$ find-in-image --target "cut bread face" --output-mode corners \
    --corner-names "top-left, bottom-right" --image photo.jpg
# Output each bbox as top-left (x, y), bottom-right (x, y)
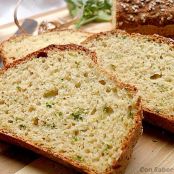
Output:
top-left (0, 29), bottom-right (91, 65)
top-left (83, 30), bottom-right (174, 133)
top-left (0, 44), bottom-right (142, 174)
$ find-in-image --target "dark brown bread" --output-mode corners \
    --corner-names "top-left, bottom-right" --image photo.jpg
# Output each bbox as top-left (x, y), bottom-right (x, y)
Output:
top-left (112, 0), bottom-right (174, 36)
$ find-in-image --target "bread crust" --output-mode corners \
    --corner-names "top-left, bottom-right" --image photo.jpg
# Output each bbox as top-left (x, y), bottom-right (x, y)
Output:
top-left (0, 29), bottom-right (92, 66)
top-left (0, 44), bottom-right (142, 174)
top-left (112, 0), bottom-right (174, 36)
top-left (82, 29), bottom-right (174, 133)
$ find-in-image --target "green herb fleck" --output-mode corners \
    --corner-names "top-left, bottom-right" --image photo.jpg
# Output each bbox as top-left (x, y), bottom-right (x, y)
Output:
top-left (104, 144), bottom-right (111, 152)
top-left (19, 124), bottom-right (26, 130)
top-left (58, 112), bottom-right (63, 116)
top-left (128, 106), bottom-right (134, 118)
top-left (46, 102), bottom-right (54, 108)
top-left (75, 155), bottom-right (84, 162)
top-left (70, 108), bottom-right (85, 121)
top-left (16, 86), bottom-right (22, 91)
top-left (15, 117), bottom-right (24, 122)
top-left (72, 136), bottom-right (79, 142)
top-left (45, 123), bottom-right (56, 129)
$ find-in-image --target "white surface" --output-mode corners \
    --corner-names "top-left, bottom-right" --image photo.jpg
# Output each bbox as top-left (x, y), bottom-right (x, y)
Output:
top-left (0, 0), bottom-right (66, 26)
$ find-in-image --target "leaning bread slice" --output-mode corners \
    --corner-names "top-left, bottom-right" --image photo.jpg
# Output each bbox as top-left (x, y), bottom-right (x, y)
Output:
top-left (0, 29), bottom-right (91, 65)
top-left (83, 30), bottom-right (174, 133)
top-left (0, 44), bottom-right (142, 174)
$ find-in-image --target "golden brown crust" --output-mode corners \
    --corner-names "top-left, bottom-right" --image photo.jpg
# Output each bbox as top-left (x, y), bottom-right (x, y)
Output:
top-left (0, 44), bottom-right (142, 174)
top-left (0, 29), bottom-right (92, 66)
top-left (82, 29), bottom-right (174, 46)
top-left (143, 108), bottom-right (174, 133)
top-left (82, 29), bottom-right (174, 133)
top-left (111, 97), bottom-right (142, 174)
top-left (112, 0), bottom-right (174, 36)
top-left (121, 24), bottom-right (174, 37)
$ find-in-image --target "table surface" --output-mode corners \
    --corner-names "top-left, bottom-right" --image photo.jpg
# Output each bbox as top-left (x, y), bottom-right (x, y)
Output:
top-left (0, 7), bottom-right (174, 174)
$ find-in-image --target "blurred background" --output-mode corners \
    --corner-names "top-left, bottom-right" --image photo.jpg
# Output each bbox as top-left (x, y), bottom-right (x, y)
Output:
top-left (0, 0), bottom-right (66, 26)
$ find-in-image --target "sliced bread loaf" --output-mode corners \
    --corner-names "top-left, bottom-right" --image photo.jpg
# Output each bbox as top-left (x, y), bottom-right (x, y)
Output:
top-left (0, 44), bottom-right (142, 174)
top-left (0, 29), bottom-right (91, 65)
top-left (112, 0), bottom-right (174, 36)
top-left (83, 30), bottom-right (174, 133)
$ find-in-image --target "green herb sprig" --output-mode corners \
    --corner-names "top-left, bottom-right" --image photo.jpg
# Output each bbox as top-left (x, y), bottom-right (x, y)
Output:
top-left (66, 0), bottom-right (112, 28)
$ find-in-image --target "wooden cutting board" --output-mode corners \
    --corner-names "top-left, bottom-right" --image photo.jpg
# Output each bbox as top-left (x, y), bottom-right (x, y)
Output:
top-left (0, 7), bottom-right (174, 174)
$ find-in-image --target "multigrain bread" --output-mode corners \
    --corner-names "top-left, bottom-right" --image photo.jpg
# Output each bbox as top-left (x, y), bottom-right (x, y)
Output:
top-left (0, 44), bottom-right (142, 174)
top-left (83, 30), bottom-right (174, 133)
top-left (0, 29), bottom-right (91, 65)
top-left (112, 0), bottom-right (174, 36)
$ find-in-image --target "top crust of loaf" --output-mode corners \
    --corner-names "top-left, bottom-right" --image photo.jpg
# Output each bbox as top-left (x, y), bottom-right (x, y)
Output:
top-left (82, 29), bottom-right (174, 132)
top-left (113, 0), bottom-right (174, 36)
top-left (0, 44), bottom-right (142, 174)
top-left (82, 29), bottom-right (174, 48)
top-left (0, 29), bottom-right (91, 66)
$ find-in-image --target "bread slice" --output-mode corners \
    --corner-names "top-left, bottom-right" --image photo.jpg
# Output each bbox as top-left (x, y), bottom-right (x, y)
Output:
top-left (0, 44), bottom-right (142, 174)
top-left (83, 30), bottom-right (174, 133)
top-left (112, 0), bottom-right (174, 36)
top-left (0, 29), bottom-right (91, 65)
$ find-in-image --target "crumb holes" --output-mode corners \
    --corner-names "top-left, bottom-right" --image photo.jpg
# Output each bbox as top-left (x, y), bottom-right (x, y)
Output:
top-left (88, 63), bottom-right (93, 68)
top-left (85, 149), bottom-right (90, 153)
top-left (104, 106), bottom-right (114, 114)
top-left (102, 42), bottom-right (107, 47)
top-left (91, 107), bottom-right (97, 115)
top-left (75, 82), bottom-right (81, 88)
top-left (84, 72), bottom-right (88, 77)
top-left (11, 57), bottom-right (16, 60)
top-left (32, 117), bottom-right (39, 125)
top-left (166, 78), bottom-right (172, 82)
top-left (65, 74), bottom-right (71, 81)
top-left (0, 100), bottom-right (5, 105)
top-left (74, 130), bottom-right (79, 136)
top-left (29, 71), bottom-right (34, 75)
top-left (99, 80), bottom-right (106, 85)
top-left (150, 73), bottom-right (162, 80)
top-left (43, 88), bottom-right (58, 98)
top-left (28, 106), bottom-right (36, 112)
top-left (37, 52), bottom-right (48, 58)
top-left (112, 87), bottom-right (117, 93)
top-left (28, 82), bottom-right (32, 87)
top-left (8, 120), bottom-right (13, 123)
top-left (110, 64), bottom-right (116, 71)
top-left (106, 87), bottom-right (111, 93)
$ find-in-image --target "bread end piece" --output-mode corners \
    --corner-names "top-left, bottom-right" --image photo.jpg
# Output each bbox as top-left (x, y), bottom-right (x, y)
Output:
top-left (0, 29), bottom-right (92, 66)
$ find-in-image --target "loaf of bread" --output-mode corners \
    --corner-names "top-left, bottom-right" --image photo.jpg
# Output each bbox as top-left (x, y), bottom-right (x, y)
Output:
top-left (0, 29), bottom-right (91, 65)
top-left (83, 30), bottom-right (174, 133)
top-left (112, 0), bottom-right (174, 36)
top-left (0, 44), bottom-right (142, 174)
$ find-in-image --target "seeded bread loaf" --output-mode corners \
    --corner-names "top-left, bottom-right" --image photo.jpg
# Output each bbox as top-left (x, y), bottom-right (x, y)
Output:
top-left (112, 0), bottom-right (174, 36)
top-left (0, 44), bottom-right (142, 174)
top-left (0, 29), bottom-right (91, 65)
top-left (83, 30), bottom-right (174, 133)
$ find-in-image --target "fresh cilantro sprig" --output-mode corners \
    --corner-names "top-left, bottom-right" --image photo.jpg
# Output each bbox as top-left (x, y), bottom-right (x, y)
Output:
top-left (66, 0), bottom-right (112, 28)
